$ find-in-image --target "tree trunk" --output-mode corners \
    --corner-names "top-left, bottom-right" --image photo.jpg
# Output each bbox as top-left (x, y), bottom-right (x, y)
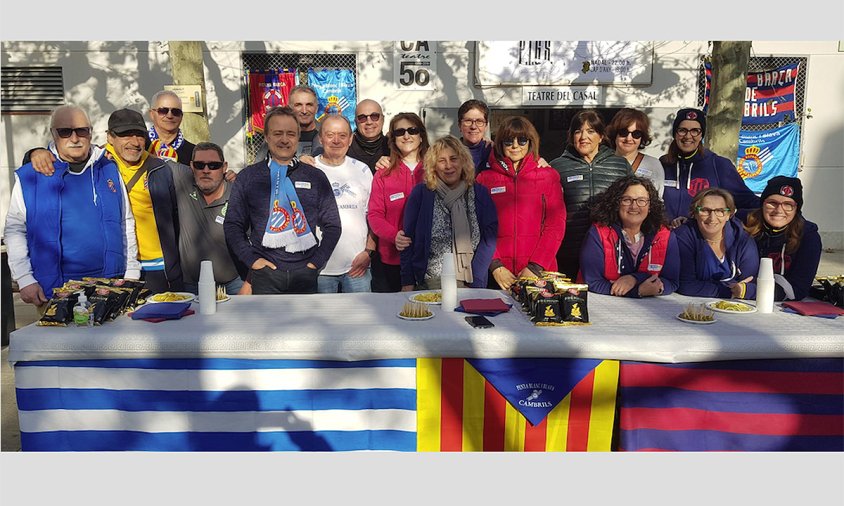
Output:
top-left (168, 41), bottom-right (210, 143)
top-left (706, 41), bottom-right (752, 162)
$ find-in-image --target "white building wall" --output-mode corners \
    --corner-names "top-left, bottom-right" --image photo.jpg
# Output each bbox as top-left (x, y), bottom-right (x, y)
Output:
top-left (2, 40), bottom-right (842, 246)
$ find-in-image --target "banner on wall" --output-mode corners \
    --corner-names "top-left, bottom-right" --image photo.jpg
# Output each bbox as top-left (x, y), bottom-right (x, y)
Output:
top-left (308, 68), bottom-right (356, 126)
top-left (703, 62), bottom-right (800, 125)
top-left (736, 123), bottom-right (800, 193)
top-left (247, 69), bottom-right (296, 135)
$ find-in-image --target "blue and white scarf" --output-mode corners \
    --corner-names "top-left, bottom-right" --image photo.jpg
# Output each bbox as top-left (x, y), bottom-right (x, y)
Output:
top-left (262, 159), bottom-right (317, 252)
top-left (148, 127), bottom-right (184, 162)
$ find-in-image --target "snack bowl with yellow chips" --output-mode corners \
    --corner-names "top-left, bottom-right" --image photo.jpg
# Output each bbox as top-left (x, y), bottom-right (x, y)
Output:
top-left (147, 292), bottom-right (196, 303)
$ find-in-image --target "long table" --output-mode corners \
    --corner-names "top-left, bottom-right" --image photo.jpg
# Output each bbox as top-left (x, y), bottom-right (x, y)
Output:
top-left (9, 289), bottom-right (844, 451)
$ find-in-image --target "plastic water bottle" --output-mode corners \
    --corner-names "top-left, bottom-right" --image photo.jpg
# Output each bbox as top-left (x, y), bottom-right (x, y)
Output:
top-left (756, 257), bottom-right (775, 314)
top-left (73, 293), bottom-right (93, 327)
top-left (441, 250), bottom-right (457, 312)
top-left (198, 260), bottom-right (217, 315)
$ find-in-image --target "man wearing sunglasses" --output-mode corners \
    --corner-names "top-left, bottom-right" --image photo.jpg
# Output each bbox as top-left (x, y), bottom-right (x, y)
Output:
top-left (5, 105), bottom-right (140, 306)
top-left (347, 99), bottom-right (390, 173)
top-left (146, 90), bottom-right (196, 164)
top-left (173, 142), bottom-right (245, 296)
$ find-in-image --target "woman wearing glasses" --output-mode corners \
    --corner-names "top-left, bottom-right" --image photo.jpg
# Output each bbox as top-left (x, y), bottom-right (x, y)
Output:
top-left (549, 110), bottom-right (631, 280)
top-left (457, 100), bottom-right (492, 173)
top-left (675, 187), bottom-right (760, 299)
top-left (744, 176), bottom-right (822, 301)
top-left (400, 136), bottom-right (498, 291)
top-left (476, 116), bottom-right (566, 290)
top-left (579, 175), bottom-right (678, 297)
top-left (607, 108), bottom-right (664, 197)
top-left (367, 112), bottom-right (430, 292)
top-left (660, 108), bottom-right (759, 227)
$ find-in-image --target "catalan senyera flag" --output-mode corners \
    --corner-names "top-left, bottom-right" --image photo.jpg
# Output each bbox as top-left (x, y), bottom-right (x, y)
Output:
top-left (618, 359), bottom-right (844, 451)
top-left (417, 358), bottom-right (619, 451)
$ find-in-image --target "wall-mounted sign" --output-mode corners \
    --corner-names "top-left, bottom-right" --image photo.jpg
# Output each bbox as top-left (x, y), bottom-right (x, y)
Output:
top-left (164, 84), bottom-right (203, 113)
top-left (477, 41), bottom-right (653, 86)
top-left (522, 86), bottom-right (602, 106)
top-left (394, 41), bottom-right (437, 91)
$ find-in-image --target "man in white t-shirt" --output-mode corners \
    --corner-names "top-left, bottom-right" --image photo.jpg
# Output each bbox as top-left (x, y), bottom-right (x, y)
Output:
top-left (313, 114), bottom-right (376, 293)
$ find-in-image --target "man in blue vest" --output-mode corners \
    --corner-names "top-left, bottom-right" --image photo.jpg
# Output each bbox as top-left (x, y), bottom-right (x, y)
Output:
top-left (4, 105), bottom-right (140, 305)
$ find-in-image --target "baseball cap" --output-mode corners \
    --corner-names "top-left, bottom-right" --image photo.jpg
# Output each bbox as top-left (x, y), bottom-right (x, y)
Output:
top-left (108, 108), bottom-right (147, 134)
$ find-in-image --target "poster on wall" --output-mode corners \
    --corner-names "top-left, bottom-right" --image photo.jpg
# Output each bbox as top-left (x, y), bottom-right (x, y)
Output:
top-left (308, 68), bottom-right (356, 126)
top-left (247, 69), bottom-right (296, 135)
top-left (394, 41), bottom-right (437, 91)
top-left (736, 123), bottom-right (800, 193)
top-left (477, 41), bottom-right (653, 86)
top-left (703, 61), bottom-right (800, 125)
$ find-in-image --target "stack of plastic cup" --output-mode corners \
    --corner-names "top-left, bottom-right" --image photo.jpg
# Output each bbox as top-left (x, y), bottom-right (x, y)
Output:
top-left (756, 257), bottom-right (775, 314)
top-left (198, 260), bottom-right (216, 315)
top-left (441, 250), bottom-right (457, 312)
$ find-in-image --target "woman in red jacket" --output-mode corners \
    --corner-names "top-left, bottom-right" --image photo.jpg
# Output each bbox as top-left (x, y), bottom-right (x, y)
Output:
top-left (367, 112), bottom-right (429, 292)
top-left (477, 116), bottom-right (566, 290)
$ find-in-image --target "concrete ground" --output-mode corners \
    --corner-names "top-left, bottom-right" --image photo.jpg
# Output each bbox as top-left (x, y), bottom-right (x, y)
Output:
top-left (2, 248), bottom-right (843, 452)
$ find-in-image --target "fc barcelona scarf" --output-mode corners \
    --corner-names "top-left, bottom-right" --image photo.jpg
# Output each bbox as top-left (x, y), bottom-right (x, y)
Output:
top-left (262, 159), bottom-right (317, 252)
top-left (148, 127), bottom-right (184, 162)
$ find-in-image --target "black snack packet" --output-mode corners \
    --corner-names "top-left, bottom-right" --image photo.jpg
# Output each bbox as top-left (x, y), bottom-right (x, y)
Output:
top-left (560, 286), bottom-right (589, 323)
top-left (36, 290), bottom-right (80, 327)
top-left (110, 279), bottom-right (146, 309)
top-left (531, 290), bottom-right (561, 324)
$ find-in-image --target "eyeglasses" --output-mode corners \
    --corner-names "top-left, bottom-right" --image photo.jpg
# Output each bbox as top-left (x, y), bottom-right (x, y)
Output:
top-left (695, 206), bottom-right (731, 217)
top-left (460, 118), bottom-right (487, 127)
top-left (356, 112), bottom-right (381, 123)
top-left (619, 197), bottom-right (650, 207)
top-left (392, 127), bottom-right (421, 137)
top-left (154, 107), bottom-right (183, 117)
top-left (763, 200), bottom-right (796, 212)
top-left (677, 127), bottom-right (702, 137)
top-left (618, 130), bottom-right (644, 140)
top-left (503, 137), bottom-right (529, 147)
top-left (191, 161), bottom-right (225, 170)
top-left (53, 127), bottom-right (92, 139)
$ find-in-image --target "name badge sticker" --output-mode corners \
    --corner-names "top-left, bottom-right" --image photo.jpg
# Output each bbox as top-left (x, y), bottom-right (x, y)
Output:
top-left (295, 181), bottom-right (311, 189)
top-left (567, 175), bottom-right (584, 183)
top-left (647, 264), bottom-right (662, 272)
top-left (389, 192), bottom-right (405, 202)
top-left (664, 180), bottom-right (677, 187)
top-left (490, 186), bottom-right (506, 195)
top-left (215, 215), bottom-right (225, 225)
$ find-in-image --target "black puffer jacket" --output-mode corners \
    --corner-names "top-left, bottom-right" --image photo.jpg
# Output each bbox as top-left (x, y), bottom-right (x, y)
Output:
top-left (549, 144), bottom-right (631, 277)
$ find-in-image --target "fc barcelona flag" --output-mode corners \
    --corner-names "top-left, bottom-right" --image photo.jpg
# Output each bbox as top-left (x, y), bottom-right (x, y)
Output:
top-left (417, 358), bottom-right (619, 451)
top-left (619, 359), bottom-right (844, 451)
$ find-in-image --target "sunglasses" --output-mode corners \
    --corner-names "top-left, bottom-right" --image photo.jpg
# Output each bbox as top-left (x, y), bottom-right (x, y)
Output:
top-left (53, 127), bottom-right (92, 139)
top-left (393, 127), bottom-right (421, 137)
top-left (618, 130), bottom-right (644, 140)
top-left (503, 137), bottom-right (529, 147)
top-left (154, 107), bottom-right (183, 117)
top-left (191, 161), bottom-right (225, 170)
top-left (356, 112), bottom-right (382, 123)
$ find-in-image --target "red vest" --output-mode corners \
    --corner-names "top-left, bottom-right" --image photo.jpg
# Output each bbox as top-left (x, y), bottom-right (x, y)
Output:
top-left (595, 224), bottom-right (671, 281)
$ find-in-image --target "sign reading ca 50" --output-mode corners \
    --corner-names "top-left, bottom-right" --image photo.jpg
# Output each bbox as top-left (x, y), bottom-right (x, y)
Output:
top-left (394, 41), bottom-right (437, 91)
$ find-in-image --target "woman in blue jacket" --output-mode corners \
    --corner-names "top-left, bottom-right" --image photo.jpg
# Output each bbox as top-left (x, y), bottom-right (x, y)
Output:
top-left (744, 176), bottom-right (822, 301)
top-left (400, 135), bottom-right (498, 291)
top-left (675, 187), bottom-right (760, 299)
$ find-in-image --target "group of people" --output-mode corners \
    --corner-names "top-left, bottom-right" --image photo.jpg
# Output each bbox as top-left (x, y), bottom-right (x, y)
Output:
top-left (5, 89), bottom-right (823, 310)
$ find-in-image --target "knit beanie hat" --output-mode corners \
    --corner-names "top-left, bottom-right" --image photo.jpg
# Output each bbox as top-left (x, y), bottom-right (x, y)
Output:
top-left (761, 175), bottom-right (803, 213)
top-left (672, 108), bottom-right (706, 137)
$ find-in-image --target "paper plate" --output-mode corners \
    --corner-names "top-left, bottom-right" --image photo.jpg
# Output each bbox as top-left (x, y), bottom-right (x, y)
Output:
top-left (147, 292), bottom-right (195, 304)
top-left (706, 300), bottom-right (757, 314)
top-left (216, 295), bottom-right (231, 303)
top-left (409, 292), bottom-right (442, 305)
top-left (676, 314), bottom-right (716, 325)
top-left (397, 312), bottom-right (434, 321)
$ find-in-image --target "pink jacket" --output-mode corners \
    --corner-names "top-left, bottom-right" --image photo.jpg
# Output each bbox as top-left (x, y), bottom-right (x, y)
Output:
top-left (367, 161), bottom-right (425, 265)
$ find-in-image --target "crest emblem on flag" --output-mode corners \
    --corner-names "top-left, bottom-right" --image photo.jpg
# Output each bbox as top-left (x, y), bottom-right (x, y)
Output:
top-left (737, 145), bottom-right (764, 179)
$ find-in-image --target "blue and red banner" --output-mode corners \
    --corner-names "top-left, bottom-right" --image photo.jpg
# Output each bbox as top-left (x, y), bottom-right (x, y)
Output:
top-left (618, 358), bottom-right (844, 451)
top-left (247, 69), bottom-right (297, 136)
top-left (736, 123), bottom-right (800, 193)
top-left (703, 62), bottom-right (800, 126)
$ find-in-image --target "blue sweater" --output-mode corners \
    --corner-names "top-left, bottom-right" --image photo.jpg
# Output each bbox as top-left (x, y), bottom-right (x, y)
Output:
top-left (675, 217), bottom-right (760, 299)
top-left (400, 183), bottom-right (498, 288)
top-left (224, 159), bottom-right (341, 271)
top-left (579, 223), bottom-right (680, 297)
top-left (661, 149), bottom-right (760, 222)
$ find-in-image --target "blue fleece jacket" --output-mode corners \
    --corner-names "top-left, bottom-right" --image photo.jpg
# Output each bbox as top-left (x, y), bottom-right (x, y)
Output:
top-left (675, 217), bottom-right (760, 299)
top-left (754, 218), bottom-right (822, 301)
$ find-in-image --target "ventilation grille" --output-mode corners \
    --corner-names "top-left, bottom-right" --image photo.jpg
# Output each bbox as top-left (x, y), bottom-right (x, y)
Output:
top-left (1, 66), bottom-right (65, 113)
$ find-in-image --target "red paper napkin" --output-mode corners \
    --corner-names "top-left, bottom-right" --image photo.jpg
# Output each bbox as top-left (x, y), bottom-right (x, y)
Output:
top-left (781, 301), bottom-right (844, 317)
top-left (458, 298), bottom-right (512, 316)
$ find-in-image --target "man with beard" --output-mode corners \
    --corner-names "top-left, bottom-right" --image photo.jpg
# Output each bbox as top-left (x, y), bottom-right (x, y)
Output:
top-left (347, 99), bottom-right (390, 173)
top-left (174, 142), bottom-right (245, 295)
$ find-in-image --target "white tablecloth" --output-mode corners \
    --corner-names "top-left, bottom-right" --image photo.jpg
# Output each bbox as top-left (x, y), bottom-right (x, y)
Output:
top-left (9, 289), bottom-right (844, 363)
